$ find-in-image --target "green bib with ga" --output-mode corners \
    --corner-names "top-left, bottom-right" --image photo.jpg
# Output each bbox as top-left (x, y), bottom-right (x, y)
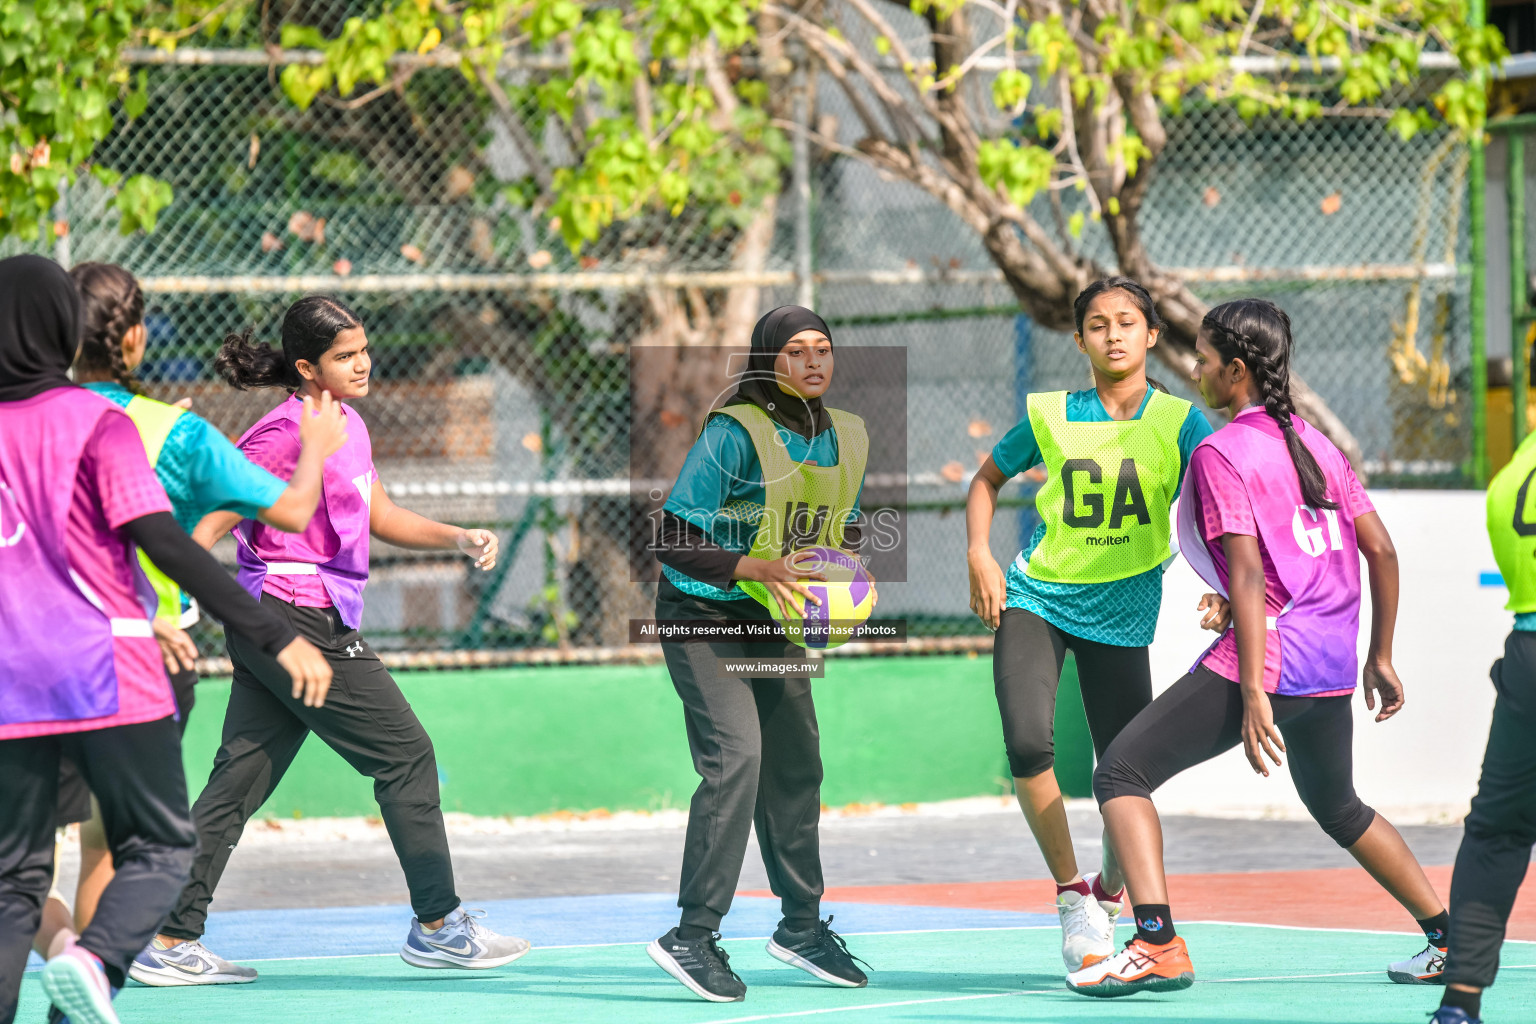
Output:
top-left (123, 394), bottom-right (200, 627)
top-left (1025, 389), bottom-right (1190, 584)
top-left (707, 404), bottom-right (868, 599)
top-left (1487, 430), bottom-right (1536, 613)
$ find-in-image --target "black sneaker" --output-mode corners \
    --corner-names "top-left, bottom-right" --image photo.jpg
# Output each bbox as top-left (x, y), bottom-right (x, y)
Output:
top-left (647, 928), bottom-right (747, 1003)
top-left (766, 916), bottom-right (869, 988)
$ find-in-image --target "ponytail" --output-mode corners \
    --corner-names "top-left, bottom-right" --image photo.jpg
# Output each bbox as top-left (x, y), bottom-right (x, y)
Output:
top-left (215, 328), bottom-right (298, 390)
top-left (1201, 299), bottom-right (1338, 511)
top-left (213, 295), bottom-right (363, 391)
top-left (69, 262), bottom-right (145, 394)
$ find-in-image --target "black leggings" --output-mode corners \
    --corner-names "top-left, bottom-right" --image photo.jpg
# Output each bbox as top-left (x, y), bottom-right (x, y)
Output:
top-left (994, 607), bottom-right (1154, 779)
top-left (1093, 665), bottom-right (1375, 848)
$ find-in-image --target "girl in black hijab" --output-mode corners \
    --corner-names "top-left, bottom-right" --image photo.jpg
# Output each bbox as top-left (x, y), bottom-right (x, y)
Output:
top-left (647, 305), bottom-right (870, 1002)
top-left (0, 253), bottom-right (82, 402)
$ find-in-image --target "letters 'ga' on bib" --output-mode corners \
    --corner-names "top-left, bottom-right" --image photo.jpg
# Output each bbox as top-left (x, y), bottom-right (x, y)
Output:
top-left (123, 394), bottom-right (197, 625)
top-left (1025, 389), bottom-right (1190, 584)
top-left (709, 404), bottom-right (868, 602)
top-left (1487, 430), bottom-right (1536, 613)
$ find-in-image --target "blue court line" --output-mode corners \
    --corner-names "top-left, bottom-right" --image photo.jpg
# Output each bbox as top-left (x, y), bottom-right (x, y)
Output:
top-left (28, 893), bottom-right (1055, 967)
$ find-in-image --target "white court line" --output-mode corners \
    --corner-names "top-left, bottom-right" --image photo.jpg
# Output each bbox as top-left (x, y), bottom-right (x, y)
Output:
top-left (701, 965), bottom-right (1536, 1024)
top-left (231, 919), bottom-right (1536, 964)
top-left (236, 926), bottom-right (1060, 964)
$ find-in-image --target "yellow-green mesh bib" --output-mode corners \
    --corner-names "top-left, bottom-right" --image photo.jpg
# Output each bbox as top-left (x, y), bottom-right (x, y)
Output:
top-left (1488, 430), bottom-right (1536, 613)
top-left (124, 394), bottom-right (195, 624)
top-left (1025, 389), bottom-right (1189, 584)
top-left (709, 404), bottom-right (868, 607)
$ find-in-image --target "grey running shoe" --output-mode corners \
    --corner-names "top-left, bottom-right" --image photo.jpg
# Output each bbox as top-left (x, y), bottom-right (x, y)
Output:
top-left (399, 906), bottom-right (531, 969)
top-left (647, 928), bottom-right (747, 1002)
top-left (766, 916), bottom-right (869, 987)
top-left (127, 939), bottom-right (258, 987)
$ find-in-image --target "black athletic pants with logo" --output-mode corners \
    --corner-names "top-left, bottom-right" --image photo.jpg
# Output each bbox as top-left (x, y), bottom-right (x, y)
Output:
top-left (161, 596), bottom-right (460, 940)
top-left (657, 580), bottom-right (824, 932)
top-left (1444, 630), bottom-right (1536, 991)
top-left (993, 607), bottom-right (1155, 779)
top-left (0, 716), bottom-right (194, 1023)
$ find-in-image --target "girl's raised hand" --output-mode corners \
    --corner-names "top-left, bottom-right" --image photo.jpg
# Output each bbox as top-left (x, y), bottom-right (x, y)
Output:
top-left (1362, 657), bottom-right (1406, 722)
top-left (456, 529), bottom-right (499, 570)
top-left (967, 549), bottom-right (1006, 631)
top-left (1197, 593), bottom-right (1231, 632)
top-left (299, 391), bottom-right (349, 458)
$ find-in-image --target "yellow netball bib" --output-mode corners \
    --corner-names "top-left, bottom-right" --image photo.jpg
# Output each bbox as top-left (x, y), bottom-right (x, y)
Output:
top-left (1025, 389), bottom-right (1189, 584)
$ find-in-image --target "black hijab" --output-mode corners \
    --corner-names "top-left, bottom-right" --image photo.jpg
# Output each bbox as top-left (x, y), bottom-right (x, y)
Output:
top-left (724, 305), bottom-right (834, 440)
top-left (0, 254), bottom-right (81, 402)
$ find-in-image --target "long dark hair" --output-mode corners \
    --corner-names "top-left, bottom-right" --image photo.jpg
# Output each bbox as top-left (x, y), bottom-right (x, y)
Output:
top-left (215, 296), bottom-right (362, 390)
top-left (1072, 276), bottom-right (1169, 393)
top-left (1201, 298), bottom-right (1337, 510)
top-left (70, 262), bottom-right (145, 394)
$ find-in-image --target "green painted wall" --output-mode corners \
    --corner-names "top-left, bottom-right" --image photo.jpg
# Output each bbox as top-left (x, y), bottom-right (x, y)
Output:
top-left (182, 654), bottom-right (1093, 817)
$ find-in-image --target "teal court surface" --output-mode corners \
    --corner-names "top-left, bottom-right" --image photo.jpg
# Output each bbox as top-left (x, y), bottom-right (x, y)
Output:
top-left (19, 890), bottom-right (1536, 1023)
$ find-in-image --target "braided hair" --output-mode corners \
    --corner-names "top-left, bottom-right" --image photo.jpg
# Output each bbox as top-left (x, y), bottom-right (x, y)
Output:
top-left (70, 262), bottom-right (145, 394)
top-left (1201, 298), bottom-right (1337, 511)
top-left (215, 295), bottom-right (362, 390)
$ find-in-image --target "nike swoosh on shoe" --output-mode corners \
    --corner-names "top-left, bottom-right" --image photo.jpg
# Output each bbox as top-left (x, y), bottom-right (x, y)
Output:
top-left (429, 939), bottom-right (477, 956)
top-left (170, 958), bottom-right (211, 975)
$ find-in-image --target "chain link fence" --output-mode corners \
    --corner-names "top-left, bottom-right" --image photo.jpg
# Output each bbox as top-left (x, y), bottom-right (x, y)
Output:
top-left (10, 5), bottom-right (1475, 653)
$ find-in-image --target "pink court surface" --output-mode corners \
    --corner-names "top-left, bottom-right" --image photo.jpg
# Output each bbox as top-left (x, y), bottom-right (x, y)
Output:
top-left (19, 809), bottom-right (1536, 1024)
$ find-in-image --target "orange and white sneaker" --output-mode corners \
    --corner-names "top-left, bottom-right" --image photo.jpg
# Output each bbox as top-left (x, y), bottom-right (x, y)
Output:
top-left (1065, 936), bottom-right (1195, 998)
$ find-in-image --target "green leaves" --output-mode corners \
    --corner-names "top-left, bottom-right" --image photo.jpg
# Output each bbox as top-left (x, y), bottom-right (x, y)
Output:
top-left (978, 139), bottom-right (1054, 209)
top-left (111, 173), bottom-right (172, 234)
top-left (0, 0), bottom-right (190, 238)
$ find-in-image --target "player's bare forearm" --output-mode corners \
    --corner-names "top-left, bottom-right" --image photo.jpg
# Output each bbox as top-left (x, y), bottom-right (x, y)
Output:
top-left (259, 444), bottom-right (326, 533)
top-left (193, 510), bottom-right (242, 550)
top-left (368, 477), bottom-right (463, 550)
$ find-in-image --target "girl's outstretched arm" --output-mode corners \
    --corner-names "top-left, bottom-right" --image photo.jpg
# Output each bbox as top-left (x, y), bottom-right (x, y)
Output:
top-left (966, 456), bottom-right (1010, 630)
top-left (1355, 511), bottom-right (1405, 722)
top-left (369, 477), bottom-right (498, 569)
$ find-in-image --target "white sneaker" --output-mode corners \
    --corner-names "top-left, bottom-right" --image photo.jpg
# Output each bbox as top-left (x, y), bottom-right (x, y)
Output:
top-left (1388, 943), bottom-right (1447, 984)
top-left (1087, 872), bottom-right (1124, 938)
top-left (1057, 879), bottom-right (1114, 971)
top-left (399, 906), bottom-right (531, 969)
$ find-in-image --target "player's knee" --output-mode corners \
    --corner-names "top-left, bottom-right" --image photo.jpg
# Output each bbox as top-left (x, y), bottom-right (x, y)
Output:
top-left (1314, 797), bottom-right (1375, 848)
top-left (1006, 745), bottom-right (1053, 780)
top-left (1091, 754), bottom-right (1152, 805)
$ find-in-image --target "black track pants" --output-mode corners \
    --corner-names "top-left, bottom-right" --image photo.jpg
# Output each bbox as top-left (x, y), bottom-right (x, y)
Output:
top-left (1444, 631), bottom-right (1536, 991)
top-left (161, 597), bottom-right (460, 939)
top-left (0, 716), bottom-right (194, 1023)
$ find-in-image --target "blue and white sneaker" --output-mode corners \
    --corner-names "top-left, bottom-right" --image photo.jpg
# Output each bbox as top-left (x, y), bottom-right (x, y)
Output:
top-left (400, 906), bottom-right (531, 969)
top-left (1429, 1008), bottom-right (1481, 1024)
top-left (41, 941), bottom-right (119, 1024)
top-left (127, 938), bottom-right (258, 986)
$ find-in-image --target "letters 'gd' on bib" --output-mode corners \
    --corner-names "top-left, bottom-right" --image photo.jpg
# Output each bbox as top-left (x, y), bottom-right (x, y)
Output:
top-left (708, 403), bottom-right (868, 576)
top-left (1488, 430), bottom-right (1536, 614)
top-left (1025, 389), bottom-right (1190, 585)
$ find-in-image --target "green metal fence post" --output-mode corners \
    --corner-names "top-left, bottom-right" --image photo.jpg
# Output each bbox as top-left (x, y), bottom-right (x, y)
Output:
top-left (1471, 85), bottom-right (1489, 482)
top-left (1512, 133), bottom-right (1529, 448)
